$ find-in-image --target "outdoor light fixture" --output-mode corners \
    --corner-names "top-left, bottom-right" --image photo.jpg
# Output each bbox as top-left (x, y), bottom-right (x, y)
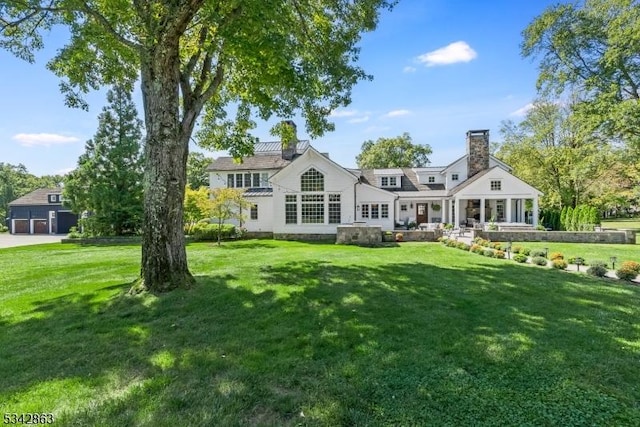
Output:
top-left (506, 240), bottom-right (512, 260)
top-left (610, 256), bottom-right (617, 270)
top-left (575, 257), bottom-right (584, 272)
top-left (544, 247), bottom-right (549, 258)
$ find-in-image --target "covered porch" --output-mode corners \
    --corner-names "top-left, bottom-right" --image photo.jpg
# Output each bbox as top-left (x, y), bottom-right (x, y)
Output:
top-left (449, 197), bottom-right (539, 228)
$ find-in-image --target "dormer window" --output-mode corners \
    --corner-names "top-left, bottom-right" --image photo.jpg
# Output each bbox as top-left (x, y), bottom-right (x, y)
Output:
top-left (380, 176), bottom-right (398, 187)
top-left (48, 194), bottom-right (61, 203)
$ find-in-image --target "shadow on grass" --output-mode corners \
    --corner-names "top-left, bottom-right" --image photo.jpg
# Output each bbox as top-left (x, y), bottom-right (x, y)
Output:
top-left (1, 259), bottom-right (639, 425)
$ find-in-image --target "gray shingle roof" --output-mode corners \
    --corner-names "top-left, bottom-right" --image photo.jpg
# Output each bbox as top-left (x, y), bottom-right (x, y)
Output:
top-left (254, 140), bottom-right (310, 154)
top-left (9, 188), bottom-right (63, 206)
top-left (358, 168), bottom-right (446, 193)
top-left (207, 155), bottom-right (293, 171)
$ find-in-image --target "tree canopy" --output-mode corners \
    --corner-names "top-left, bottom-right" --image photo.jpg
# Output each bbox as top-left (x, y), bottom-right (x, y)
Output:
top-left (186, 152), bottom-right (213, 190)
top-left (1, 0), bottom-right (394, 292)
top-left (356, 133), bottom-right (432, 169)
top-left (64, 86), bottom-right (144, 236)
top-left (522, 0), bottom-right (640, 152)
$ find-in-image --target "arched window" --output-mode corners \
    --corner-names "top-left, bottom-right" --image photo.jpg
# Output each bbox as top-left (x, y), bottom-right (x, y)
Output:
top-left (300, 168), bottom-right (324, 192)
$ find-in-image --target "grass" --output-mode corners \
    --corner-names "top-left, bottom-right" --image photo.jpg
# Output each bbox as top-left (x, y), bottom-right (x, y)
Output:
top-left (602, 217), bottom-right (640, 243)
top-left (509, 241), bottom-right (640, 265)
top-left (1, 240), bottom-right (640, 426)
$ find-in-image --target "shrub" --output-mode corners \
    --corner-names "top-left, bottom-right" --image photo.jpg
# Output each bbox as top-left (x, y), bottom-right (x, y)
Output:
top-left (587, 261), bottom-right (608, 278)
top-left (535, 224), bottom-right (546, 231)
top-left (549, 252), bottom-right (564, 261)
top-left (532, 256), bottom-right (548, 266)
top-left (191, 223), bottom-right (236, 242)
top-left (483, 249), bottom-right (495, 257)
top-left (0, 224), bottom-right (8, 233)
top-left (551, 259), bottom-right (568, 270)
top-left (491, 242), bottom-right (502, 250)
top-left (457, 242), bottom-right (470, 251)
top-left (620, 261), bottom-right (640, 274)
top-left (473, 236), bottom-right (483, 244)
top-left (494, 250), bottom-right (505, 259)
top-left (531, 250), bottom-right (547, 258)
top-left (568, 256), bottom-right (586, 265)
top-left (437, 236), bottom-right (445, 243)
top-left (447, 239), bottom-right (458, 247)
top-left (520, 248), bottom-right (531, 256)
top-left (512, 245), bottom-right (523, 254)
top-left (616, 266), bottom-right (639, 281)
top-left (395, 233), bottom-right (403, 242)
top-left (67, 226), bottom-right (83, 239)
top-left (513, 253), bottom-right (528, 263)
top-left (470, 244), bottom-right (483, 254)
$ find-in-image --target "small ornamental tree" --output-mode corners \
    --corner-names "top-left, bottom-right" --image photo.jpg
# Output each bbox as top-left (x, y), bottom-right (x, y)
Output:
top-left (209, 188), bottom-right (251, 246)
top-left (183, 187), bottom-right (211, 234)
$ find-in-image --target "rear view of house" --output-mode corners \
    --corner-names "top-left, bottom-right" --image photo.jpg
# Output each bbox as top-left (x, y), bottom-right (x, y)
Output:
top-left (8, 188), bottom-right (78, 234)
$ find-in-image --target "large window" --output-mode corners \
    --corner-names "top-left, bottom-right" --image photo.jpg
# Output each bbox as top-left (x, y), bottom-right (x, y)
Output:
top-left (285, 195), bottom-right (297, 224)
top-left (490, 180), bottom-right (501, 191)
top-left (301, 194), bottom-right (324, 223)
top-left (329, 194), bottom-right (341, 224)
top-left (301, 168), bottom-right (324, 192)
top-left (250, 204), bottom-right (258, 220)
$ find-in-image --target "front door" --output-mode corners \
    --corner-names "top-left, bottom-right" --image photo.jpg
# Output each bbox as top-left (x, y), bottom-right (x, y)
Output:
top-left (416, 203), bottom-right (427, 224)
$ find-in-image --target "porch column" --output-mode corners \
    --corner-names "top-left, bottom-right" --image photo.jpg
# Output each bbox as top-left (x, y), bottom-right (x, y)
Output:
top-left (506, 198), bottom-right (512, 223)
top-left (532, 198), bottom-right (539, 226)
top-left (441, 198), bottom-right (446, 223)
top-left (480, 198), bottom-right (486, 224)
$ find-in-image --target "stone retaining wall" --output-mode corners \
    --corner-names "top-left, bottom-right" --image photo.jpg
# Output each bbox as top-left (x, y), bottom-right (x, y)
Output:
top-left (473, 229), bottom-right (636, 244)
top-left (395, 229), bottom-right (442, 242)
top-left (274, 233), bottom-right (337, 242)
top-left (336, 225), bottom-right (381, 245)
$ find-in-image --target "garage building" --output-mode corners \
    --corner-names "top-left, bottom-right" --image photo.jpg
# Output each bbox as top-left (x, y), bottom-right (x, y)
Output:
top-left (8, 188), bottom-right (79, 234)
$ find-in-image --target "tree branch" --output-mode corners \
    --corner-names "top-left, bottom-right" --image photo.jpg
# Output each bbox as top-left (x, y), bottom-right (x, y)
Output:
top-left (80, 2), bottom-right (141, 51)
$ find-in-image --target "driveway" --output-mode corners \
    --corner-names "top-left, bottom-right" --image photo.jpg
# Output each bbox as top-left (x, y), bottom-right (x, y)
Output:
top-left (0, 234), bottom-right (63, 249)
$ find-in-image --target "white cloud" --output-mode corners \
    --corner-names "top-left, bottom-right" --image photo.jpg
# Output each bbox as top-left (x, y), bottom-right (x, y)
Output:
top-left (403, 66), bottom-right (417, 73)
top-left (384, 109), bottom-right (411, 118)
top-left (13, 133), bottom-right (80, 147)
top-left (416, 41), bottom-right (477, 67)
top-left (348, 116), bottom-right (370, 124)
top-left (510, 103), bottom-right (534, 117)
top-left (329, 109), bottom-right (358, 118)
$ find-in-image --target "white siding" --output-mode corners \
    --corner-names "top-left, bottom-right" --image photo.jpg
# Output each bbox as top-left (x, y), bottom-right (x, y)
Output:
top-left (272, 148), bottom-right (357, 234)
top-left (355, 184), bottom-right (396, 230)
top-left (243, 196), bottom-right (274, 232)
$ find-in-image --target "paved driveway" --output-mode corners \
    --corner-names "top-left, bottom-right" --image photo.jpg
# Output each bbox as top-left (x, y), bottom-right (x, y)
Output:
top-left (0, 234), bottom-right (63, 249)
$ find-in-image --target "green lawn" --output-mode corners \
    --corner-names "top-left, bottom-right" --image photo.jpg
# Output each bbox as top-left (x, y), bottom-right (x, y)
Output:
top-left (602, 217), bottom-right (640, 243)
top-left (1, 241), bottom-right (640, 426)
top-left (509, 241), bottom-right (640, 265)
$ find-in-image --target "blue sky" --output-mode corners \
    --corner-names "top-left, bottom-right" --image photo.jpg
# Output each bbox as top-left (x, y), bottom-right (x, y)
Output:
top-left (0, 0), bottom-right (555, 177)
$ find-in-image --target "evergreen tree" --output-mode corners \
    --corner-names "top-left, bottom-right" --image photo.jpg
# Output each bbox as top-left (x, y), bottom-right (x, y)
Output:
top-left (560, 206), bottom-right (567, 231)
top-left (64, 86), bottom-right (144, 236)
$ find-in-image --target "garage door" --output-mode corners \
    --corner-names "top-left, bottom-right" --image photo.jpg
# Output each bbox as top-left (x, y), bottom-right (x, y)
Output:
top-left (33, 220), bottom-right (48, 234)
top-left (13, 219), bottom-right (29, 234)
top-left (57, 212), bottom-right (78, 234)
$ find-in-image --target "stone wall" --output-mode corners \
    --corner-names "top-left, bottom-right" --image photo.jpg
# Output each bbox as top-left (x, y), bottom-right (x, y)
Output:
top-left (274, 233), bottom-right (336, 242)
top-left (474, 229), bottom-right (636, 244)
top-left (396, 229), bottom-right (442, 242)
top-left (467, 129), bottom-right (490, 178)
top-left (336, 225), bottom-right (382, 245)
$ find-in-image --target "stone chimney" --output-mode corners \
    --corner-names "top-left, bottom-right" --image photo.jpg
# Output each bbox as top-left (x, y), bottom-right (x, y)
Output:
top-left (281, 120), bottom-right (298, 160)
top-left (466, 129), bottom-right (490, 178)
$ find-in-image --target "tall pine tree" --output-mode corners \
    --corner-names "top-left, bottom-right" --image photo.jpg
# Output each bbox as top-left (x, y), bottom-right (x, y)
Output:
top-left (64, 86), bottom-right (144, 236)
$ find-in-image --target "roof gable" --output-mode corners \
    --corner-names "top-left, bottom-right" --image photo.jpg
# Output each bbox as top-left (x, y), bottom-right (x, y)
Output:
top-left (270, 146), bottom-right (358, 184)
top-left (451, 166), bottom-right (542, 196)
top-left (9, 188), bottom-right (64, 206)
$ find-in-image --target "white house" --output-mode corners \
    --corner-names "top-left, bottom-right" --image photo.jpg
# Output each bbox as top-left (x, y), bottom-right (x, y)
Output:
top-left (207, 128), bottom-right (543, 237)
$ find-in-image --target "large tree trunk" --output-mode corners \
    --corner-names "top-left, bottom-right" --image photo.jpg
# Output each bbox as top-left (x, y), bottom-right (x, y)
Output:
top-left (134, 43), bottom-right (195, 293)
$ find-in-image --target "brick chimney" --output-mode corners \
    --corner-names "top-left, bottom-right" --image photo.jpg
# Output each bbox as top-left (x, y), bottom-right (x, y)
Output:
top-left (281, 120), bottom-right (298, 160)
top-left (466, 129), bottom-right (490, 178)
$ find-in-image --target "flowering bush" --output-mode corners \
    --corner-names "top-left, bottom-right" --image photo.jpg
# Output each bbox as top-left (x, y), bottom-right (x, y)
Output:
top-left (549, 252), bottom-right (564, 261)
top-left (494, 250), bottom-right (505, 259)
top-left (551, 259), bottom-right (568, 270)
